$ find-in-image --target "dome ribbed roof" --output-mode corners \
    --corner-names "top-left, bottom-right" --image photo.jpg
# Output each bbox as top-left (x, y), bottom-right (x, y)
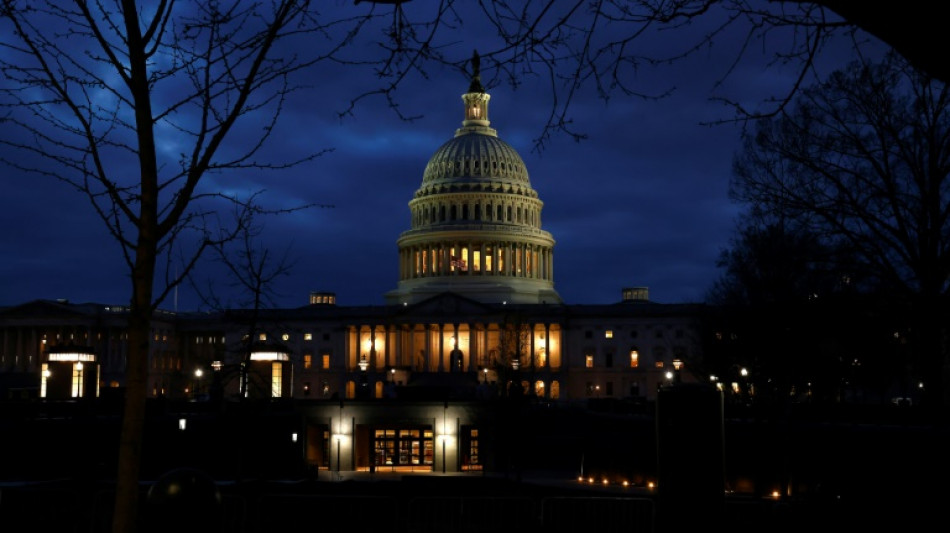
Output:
top-left (421, 133), bottom-right (529, 185)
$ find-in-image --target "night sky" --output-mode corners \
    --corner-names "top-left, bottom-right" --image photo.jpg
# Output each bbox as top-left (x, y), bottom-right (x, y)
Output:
top-left (0, 3), bottom-right (885, 311)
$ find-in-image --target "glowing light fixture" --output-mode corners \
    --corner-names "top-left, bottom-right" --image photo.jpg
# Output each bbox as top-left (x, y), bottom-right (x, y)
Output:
top-left (250, 351), bottom-right (289, 361)
top-left (48, 351), bottom-right (95, 362)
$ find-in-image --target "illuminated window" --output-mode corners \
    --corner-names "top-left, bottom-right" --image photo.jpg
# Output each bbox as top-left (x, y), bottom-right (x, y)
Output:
top-left (629, 350), bottom-right (639, 368)
top-left (462, 427), bottom-right (481, 471)
top-left (534, 380), bottom-right (545, 398)
top-left (282, 333), bottom-right (290, 341)
top-left (322, 354), bottom-right (330, 369)
top-left (304, 354), bottom-right (312, 369)
top-left (259, 333), bottom-right (267, 341)
top-left (655, 361), bottom-right (664, 368)
top-left (585, 355), bottom-right (594, 368)
top-left (604, 330), bottom-right (613, 339)
top-left (550, 380), bottom-right (560, 399)
top-left (40, 364), bottom-right (49, 398)
top-left (271, 362), bottom-right (282, 397)
top-left (72, 362), bottom-right (84, 398)
top-left (304, 333), bottom-right (313, 341)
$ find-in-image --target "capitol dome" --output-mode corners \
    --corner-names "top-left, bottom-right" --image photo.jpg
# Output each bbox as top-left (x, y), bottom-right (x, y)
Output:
top-left (386, 53), bottom-right (561, 306)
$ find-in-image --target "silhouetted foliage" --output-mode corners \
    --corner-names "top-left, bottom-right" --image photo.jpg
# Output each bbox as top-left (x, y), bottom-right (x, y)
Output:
top-left (729, 52), bottom-right (950, 409)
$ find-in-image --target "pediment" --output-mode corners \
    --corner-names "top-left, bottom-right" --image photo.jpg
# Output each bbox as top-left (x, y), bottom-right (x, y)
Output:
top-left (399, 292), bottom-right (496, 318)
top-left (0, 299), bottom-right (98, 319)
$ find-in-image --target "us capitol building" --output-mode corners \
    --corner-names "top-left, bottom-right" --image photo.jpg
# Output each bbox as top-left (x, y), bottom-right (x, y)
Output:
top-left (0, 59), bottom-right (705, 476)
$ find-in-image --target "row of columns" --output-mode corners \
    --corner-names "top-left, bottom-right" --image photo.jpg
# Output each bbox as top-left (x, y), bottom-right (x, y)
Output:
top-left (399, 241), bottom-right (553, 281)
top-left (347, 321), bottom-right (560, 373)
top-left (413, 198), bottom-right (540, 228)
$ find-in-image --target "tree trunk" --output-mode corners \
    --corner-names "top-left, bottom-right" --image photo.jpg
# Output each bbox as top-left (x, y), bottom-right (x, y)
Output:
top-left (112, 249), bottom-right (157, 532)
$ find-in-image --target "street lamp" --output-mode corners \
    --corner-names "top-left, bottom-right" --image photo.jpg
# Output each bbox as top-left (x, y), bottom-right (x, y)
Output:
top-left (194, 368), bottom-right (203, 398)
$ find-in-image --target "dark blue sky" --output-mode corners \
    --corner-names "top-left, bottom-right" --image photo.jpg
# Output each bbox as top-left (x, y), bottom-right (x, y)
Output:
top-left (0, 3), bottom-right (884, 311)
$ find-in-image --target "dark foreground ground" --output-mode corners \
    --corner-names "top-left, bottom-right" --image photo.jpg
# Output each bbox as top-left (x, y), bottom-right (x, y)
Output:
top-left (1, 398), bottom-right (947, 532)
top-left (1, 466), bottom-right (943, 533)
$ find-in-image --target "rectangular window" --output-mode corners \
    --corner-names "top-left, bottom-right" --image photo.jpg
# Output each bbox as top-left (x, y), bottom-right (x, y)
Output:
top-left (473, 250), bottom-right (481, 272)
top-left (271, 362), bottom-right (282, 397)
top-left (630, 350), bottom-right (639, 368)
top-left (281, 333), bottom-right (290, 341)
top-left (259, 333), bottom-right (267, 341)
top-left (462, 427), bottom-right (481, 471)
top-left (605, 353), bottom-right (613, 368)
top-left (605, 330), bottom-right (613, 339)
top-left (72, 363), bottom-right (84, 398)
top-left (304, 354), bottom-right (312, 369)
top-left (322, 354), bottom-right (330, 369)
top-left (655, 361), bottom-right (664, 368)
top-left (304, 333), bottom-right (313, 341)
top-left (605, 381), bottom-right (614, 396)
top-left (585, 355), bottom-right (594, 368)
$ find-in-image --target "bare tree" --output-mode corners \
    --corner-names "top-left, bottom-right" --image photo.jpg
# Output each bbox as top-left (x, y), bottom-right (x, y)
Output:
top-left (730, 52), bottom-right (950, 409)
top-left (189, 204), bottom-right (320, 400)
top-left (0, 2), bottom-right (343, 530)
top-left (345, 1), bottom-right (942, 150)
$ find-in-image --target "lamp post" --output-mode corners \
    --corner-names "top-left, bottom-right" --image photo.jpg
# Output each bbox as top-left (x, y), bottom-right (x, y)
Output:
top-left (194, 368), bottom-right (203, 399)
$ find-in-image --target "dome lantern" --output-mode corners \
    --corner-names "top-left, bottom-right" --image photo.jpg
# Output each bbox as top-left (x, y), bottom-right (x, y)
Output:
top-left (459, 50), bottom-right (492, 134)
